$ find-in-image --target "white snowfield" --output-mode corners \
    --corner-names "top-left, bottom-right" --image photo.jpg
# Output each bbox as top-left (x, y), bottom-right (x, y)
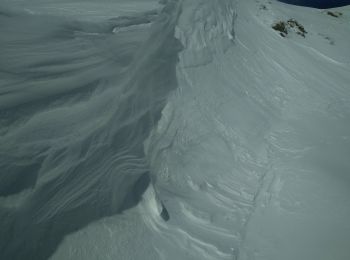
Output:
top-left (0, 0), bottom-right (350, 259)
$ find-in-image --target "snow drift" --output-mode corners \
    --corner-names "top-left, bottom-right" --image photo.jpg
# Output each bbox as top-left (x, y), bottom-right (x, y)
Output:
top-left (0, 1), bottom-right (182, 259)
top-left (0, 0), bottom-right (350, 259)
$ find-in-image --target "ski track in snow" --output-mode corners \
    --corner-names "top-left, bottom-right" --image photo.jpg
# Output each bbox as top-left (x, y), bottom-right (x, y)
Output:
top-left (0, 0), bottom-right (350, 259)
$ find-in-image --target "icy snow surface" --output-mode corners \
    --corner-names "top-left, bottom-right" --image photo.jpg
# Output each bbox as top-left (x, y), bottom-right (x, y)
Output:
top-left (0, 0), bottom-right (350, 259)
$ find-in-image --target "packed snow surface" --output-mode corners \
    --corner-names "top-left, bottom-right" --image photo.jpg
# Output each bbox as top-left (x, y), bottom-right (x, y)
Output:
top-left (0, 0), bottom-right (350, 259)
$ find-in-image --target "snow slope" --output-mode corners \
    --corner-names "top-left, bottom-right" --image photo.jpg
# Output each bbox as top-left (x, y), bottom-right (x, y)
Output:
top-left (1, 0), bottom-right (350, 259)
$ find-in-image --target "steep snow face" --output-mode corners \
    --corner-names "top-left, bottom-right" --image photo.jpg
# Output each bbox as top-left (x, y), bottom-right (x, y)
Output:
top-left (52, 0), bottom-right (350, 259)
top-left (1, 0), bottom-right (350, 259)
top-left (147, 0), bottom-right (350, 259)
top-left (0, 0), bottom-right (182, 259)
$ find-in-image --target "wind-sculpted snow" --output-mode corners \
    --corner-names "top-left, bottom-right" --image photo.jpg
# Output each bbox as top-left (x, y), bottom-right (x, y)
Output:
top-left (1, 0), bottom-right (350, 259)
top-left (0, 1), bottom-right (182, 259)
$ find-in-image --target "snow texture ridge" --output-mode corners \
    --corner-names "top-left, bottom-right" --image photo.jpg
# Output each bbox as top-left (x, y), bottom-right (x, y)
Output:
top-left (0, 0), bottom-right (350, 259)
